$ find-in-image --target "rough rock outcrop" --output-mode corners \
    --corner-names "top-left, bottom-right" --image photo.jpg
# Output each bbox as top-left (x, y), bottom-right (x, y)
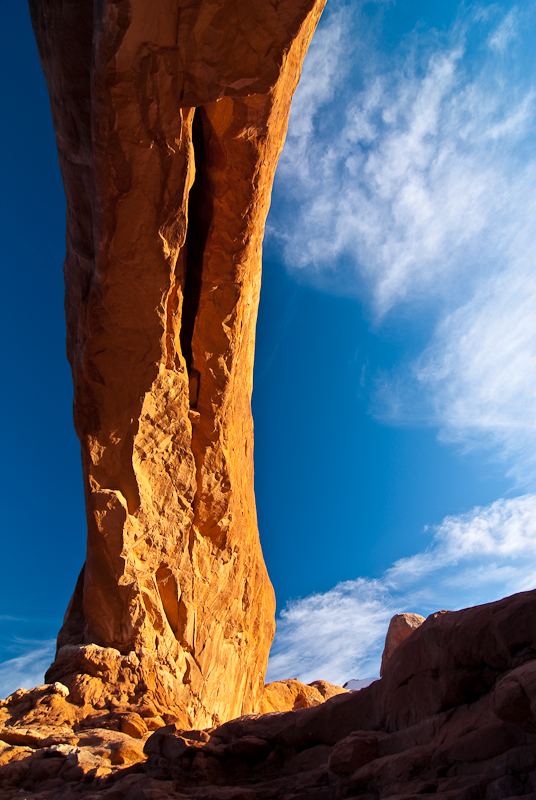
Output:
top-left (3, 589), bottom-right (536, 798)
top-left (260, 679), bottom-right (347, 713)
top-left (379, 611), bottom-right (425, 676)
top-left (28, 0), bottom-right (325, 728)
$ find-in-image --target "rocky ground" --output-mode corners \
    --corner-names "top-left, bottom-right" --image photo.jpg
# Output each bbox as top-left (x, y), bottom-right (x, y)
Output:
top-left (2, 589), bottom-right (536, 799)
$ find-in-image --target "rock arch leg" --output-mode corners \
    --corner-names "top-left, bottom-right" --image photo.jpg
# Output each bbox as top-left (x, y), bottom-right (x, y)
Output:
top-left (30, 0), bottom-right (326, 727)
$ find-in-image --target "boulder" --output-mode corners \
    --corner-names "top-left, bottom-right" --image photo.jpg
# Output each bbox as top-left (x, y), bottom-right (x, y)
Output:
top-left (260, 678), bottom-right (347, 712)
top-left (380, 612), bottom-right (425, 676)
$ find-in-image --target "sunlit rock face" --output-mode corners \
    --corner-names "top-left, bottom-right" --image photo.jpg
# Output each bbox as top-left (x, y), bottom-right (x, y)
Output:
top-left (261, 679), bottom-right (348, 712)
top-left (29, 0), bottom-right (326, 728)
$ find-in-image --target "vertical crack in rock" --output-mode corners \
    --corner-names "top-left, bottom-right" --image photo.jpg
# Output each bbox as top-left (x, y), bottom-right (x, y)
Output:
top-left (181, 108), bottom-right (212, 410)
top-left (155, 566), bottom-right (185, 644)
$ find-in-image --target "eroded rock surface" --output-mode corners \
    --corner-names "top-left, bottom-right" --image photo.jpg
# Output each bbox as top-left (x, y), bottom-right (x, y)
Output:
top-left (260, 679), bottom-right (347, 713)
top-left (3, 589), bottom-right (536, 798)
top-left (28, 0), bottom-right (326, 728)
top-left (379, 611), bottom-right (425, 676)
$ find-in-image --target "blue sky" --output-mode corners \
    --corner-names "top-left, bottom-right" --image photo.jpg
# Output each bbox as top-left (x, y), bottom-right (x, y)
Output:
top-left (2, 0), bottom-right (536, 696)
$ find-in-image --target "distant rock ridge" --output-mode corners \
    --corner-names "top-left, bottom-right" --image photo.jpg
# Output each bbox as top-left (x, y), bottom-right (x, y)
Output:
top-left (343, 677), bottom-right (378, 691)
top-left (261, 679), bottom-right (347, 712)
top-left (28, 0), bottom-right (326, 728)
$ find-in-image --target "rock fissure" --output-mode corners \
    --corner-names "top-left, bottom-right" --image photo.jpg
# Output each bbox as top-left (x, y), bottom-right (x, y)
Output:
top-left (180, 107), bottom-right (211, 398)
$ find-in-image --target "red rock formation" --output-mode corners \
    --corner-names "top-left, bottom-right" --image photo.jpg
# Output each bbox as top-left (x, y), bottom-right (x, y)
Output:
top-left (261, 679), bottom-right (347, 713)
top-left (28, 0), bottom-right (325, 728)
top-left (379, 611), bottom-right (425, 676)
top-left (3, 589), bottom-right (536, 798)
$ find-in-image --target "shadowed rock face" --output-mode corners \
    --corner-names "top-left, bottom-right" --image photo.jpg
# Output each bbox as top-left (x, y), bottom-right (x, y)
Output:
top-left (28, 0), bottom-right (326, 728)
top-left (380, 612), bottom-right (425, 676)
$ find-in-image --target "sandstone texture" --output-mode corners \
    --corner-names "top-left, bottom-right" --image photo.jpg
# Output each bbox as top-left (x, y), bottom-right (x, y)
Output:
top-left (3, 589), bottom-right (536, 798)
top-left (260, 679), bottom-right (347, 713)
top-left (380, 612), bottom-right (425, 677)
top-left (28, 0), bottom-right (325, 728)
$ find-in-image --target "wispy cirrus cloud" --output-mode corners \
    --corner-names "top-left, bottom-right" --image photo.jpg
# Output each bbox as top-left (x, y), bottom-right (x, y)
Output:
top-left (0, 640), bottom-right (55, 699)
top-left (267, 494), bottom-right (536, 686)
top-left (267, 578), bottom-right (392, 686)
top-left (411, 254), bottom-right (536, 483)
top-left (270, 2), bottom-right (536, 482)
top-left (488, 7), bottom-right (519, 51)
top-left (276, 3), bottom-right (536, 311)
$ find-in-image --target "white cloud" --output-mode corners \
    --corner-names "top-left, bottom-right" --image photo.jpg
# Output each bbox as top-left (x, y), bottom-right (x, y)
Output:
top-left (271, 2), bottom-right (536, 482)
top-left (385, 494), bottom-right (536, 587)
top-left (488, 7), bottom-right (519, 51)
top-left (0, 641), bottom-right (55, 699)
top-left (268, 494), bottom-right (536, 685)
top-left (266, 578), bottom-right (393, 685)
top-left (275, 7), bottom-right (536, 311)
top-left (278, 8), bottom-right (350, 185)
top-left (413, 252), bottom-right (536, 483)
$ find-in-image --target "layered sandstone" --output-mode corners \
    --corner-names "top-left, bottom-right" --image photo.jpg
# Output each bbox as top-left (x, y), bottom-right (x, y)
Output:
top-left (28, 0), bottom-right (326, 728)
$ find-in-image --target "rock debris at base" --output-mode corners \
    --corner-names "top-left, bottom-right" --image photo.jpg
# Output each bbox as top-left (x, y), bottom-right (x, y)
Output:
top-left (2, 590), bottom-right (536, 798)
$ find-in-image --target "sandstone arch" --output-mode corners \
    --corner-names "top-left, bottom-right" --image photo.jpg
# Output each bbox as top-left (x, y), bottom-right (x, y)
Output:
top-left (29, 0), bottom-right (326, 728)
